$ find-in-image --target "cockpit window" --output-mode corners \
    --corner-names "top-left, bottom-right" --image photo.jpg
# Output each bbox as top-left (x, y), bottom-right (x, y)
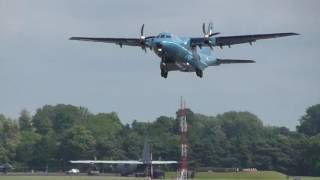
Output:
top-left (157, 34), bottom-right (173, 39)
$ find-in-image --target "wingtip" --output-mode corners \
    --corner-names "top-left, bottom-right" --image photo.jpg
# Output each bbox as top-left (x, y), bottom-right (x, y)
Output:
top-left (290, 32), bottom-right (300, 36)
top-left (245, 60), bottom-right (255, 63)
top-left (241, 59), bottom-right (256, 63)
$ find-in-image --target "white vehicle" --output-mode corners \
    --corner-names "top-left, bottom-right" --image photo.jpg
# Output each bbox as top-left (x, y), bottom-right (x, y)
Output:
top-left (66, 168), bottom-right (80, 175)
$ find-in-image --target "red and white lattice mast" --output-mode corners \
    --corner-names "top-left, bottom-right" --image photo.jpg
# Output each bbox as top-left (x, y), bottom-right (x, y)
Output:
top-left (177, 97), bottom-right (188, 180)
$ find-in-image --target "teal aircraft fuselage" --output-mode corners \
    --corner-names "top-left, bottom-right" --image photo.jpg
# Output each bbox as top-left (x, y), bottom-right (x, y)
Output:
top-left (70, 23), bottom-right (298, 78)
top-left (151, 32), bottom-right (216, 77)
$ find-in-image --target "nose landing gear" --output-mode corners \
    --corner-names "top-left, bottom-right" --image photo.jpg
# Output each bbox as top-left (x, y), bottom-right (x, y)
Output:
top-left (196, 69), bottom-right (203, 78)
top-left (160, 61), bottom-right (168, 78)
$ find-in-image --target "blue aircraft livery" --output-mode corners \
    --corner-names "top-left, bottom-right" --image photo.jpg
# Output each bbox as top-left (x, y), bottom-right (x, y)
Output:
top-left (70, 22), bottom-right (298, 78)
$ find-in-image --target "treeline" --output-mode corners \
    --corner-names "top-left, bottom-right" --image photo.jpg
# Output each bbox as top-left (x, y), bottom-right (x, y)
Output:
top-left (0, 104), bottom-right (320, 176)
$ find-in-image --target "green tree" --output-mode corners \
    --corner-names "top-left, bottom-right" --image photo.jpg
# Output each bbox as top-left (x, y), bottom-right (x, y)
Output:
top-left (303, 134), bottom-right (320, 175)
top-left (0, 115), bottom-right (20, 162)
top-left (15, 131), bottom-right (41, 167)
top-left (150, 116), bottom-right (180, 162)
top-left (33, 104), bottom-right (89, 135)
top-left (120, 129), bottom-right (140, 159)
top-left (84, 112), bottom-right (124, 160)
top-left (4, 104), bottom-right (320, 176)
top-left (32, 106), bottom-right (54, 135)
top-left (85, 112), bottom-right (123, 137)
top-left (32, 132), bottom-right (58, 170)
top-left (216, 111), bottom-right (264, 168)
top-left (60, 125), bottom-right (96, 161)
top-left (19, 109), bottom-right (32, 131)
top-left (297, 104), bottom-right (320, 136)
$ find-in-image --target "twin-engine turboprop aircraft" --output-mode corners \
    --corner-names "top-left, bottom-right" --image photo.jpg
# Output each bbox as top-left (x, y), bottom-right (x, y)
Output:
top-left (70, 22), bottom-right (298, 78)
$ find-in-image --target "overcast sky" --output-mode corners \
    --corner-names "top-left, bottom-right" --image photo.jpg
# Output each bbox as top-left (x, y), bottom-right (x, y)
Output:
top-left (0, 0), bottom-right (319, 129)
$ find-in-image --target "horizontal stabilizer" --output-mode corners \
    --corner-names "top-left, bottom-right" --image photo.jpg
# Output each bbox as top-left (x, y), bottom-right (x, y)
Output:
top-left (216, 59), bottom-right (255, 65)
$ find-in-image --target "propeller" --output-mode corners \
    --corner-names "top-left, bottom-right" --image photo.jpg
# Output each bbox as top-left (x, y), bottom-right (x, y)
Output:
top-left (202, 22), bottom-right (221, 49)
top-left (140, 24), bottom-right (147, 52)
top-left (140, 24), bottom-right (155, 52)
top-left (141, 24), bottom-right (145, 40)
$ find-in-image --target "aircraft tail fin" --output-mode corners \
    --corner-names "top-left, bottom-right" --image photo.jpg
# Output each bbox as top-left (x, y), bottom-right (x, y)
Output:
top-left (142, 137), bottom-right (151, 164)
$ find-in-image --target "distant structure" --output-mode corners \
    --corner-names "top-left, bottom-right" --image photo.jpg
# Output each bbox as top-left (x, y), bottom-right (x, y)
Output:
top-left (176, 97), bottom-right (188, 180)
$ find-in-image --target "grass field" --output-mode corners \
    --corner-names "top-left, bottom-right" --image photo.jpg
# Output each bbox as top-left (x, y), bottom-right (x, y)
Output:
top-left (0, 171), bottom-right (319, 180)
top-left (167, 171), bottom-right (320, 180)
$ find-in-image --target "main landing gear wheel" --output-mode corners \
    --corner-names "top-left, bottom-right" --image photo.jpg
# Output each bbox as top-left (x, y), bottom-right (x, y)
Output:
top-left (160, 60), bottom-right (168, 78)
top-left (161, 69), bottom-right (168, 78)
top-left (196, 69), bottom-right (203, 78)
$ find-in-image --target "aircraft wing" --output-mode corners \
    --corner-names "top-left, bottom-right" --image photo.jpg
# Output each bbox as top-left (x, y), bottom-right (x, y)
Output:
top-left (69, 37), bottom-right (143, 47)
top-left (190, 33), bottom-right (299, 48)
top-left (70, 160), bottom-right (177, 165)
top-left (215, 33), bottom-right (299, 46)
top-left (151, 161), bottom-right (178, 165)
top-left (70, 160), bottom-right (143, 164)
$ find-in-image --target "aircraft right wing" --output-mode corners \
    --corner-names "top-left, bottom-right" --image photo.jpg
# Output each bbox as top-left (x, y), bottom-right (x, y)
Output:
top-left (70, 160), bottom-right (143, 164)
top-left (69, 37), bottom-right (144, 47)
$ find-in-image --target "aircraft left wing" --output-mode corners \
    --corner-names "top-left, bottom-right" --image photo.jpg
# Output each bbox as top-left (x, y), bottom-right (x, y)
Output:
top-left (216, 59), bottom-right (255, 64)
top-left (69, 37), bottom-right (143, 47)
top-left (70, 160), bottom-right (143, 164)
top-left (190, 33), bottom-right (299, 48)
top-left (215, 33), bottom-right (299, 47)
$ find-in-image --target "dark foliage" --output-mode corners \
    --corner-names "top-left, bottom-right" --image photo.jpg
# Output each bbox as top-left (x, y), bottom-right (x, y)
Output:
top-left (0, 103), bottom-right (319, 176)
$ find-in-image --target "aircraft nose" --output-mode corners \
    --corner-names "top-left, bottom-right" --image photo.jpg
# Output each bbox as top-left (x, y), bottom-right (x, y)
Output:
top-left (155, 42), bottom-right (163, 52)
top-left (156, 42), bottom-right (163, 48)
